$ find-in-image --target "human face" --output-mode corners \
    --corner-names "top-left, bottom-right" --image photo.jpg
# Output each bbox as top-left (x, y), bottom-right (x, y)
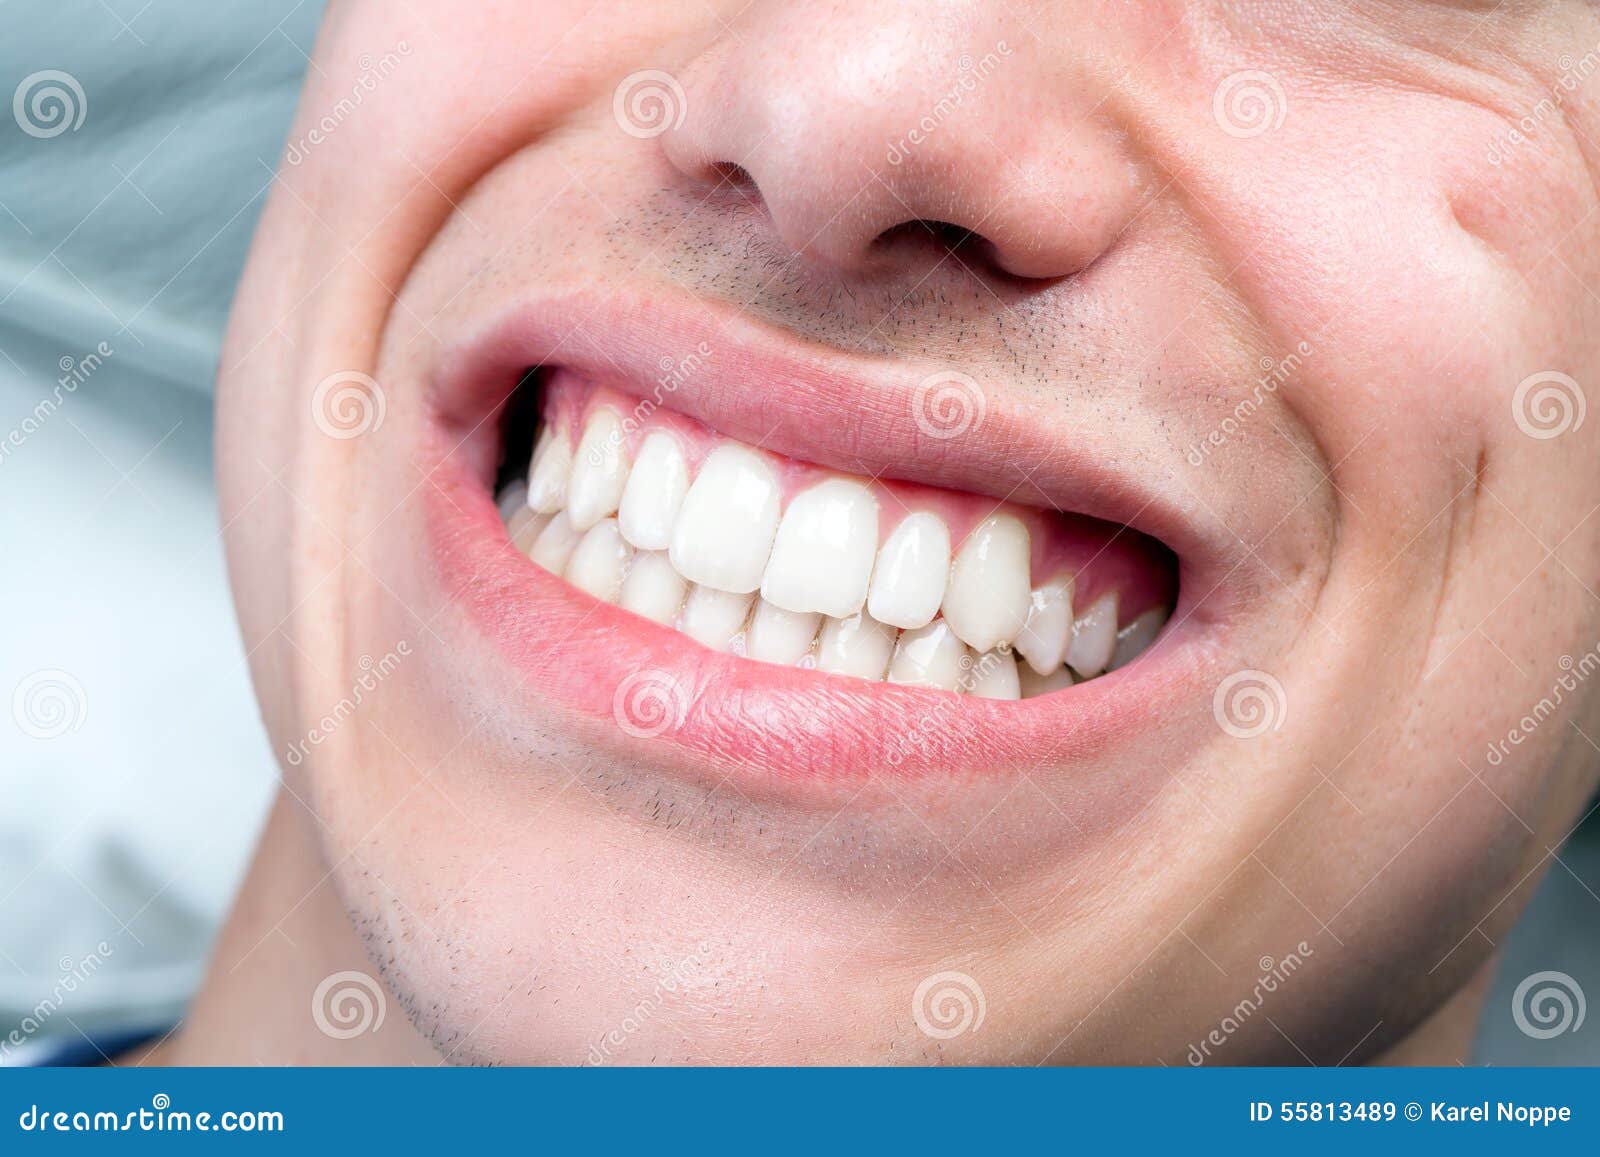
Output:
top-left (217, 1), bottom-right (1600, 1063)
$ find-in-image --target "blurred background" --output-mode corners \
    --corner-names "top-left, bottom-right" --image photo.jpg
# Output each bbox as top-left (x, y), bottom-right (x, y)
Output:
top-left (0, 0), bottom-right (1594, 1065)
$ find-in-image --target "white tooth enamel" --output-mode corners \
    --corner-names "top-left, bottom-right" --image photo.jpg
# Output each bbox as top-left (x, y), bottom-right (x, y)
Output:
top-left (968, 648), bottom-right (1021, 700)
top-left (508, 507), bottom-right (547, 554)
top-left (566, 410), bottom-right (631, 532)
top-left (617, 432), bottom-right (689, 550)
top-left (746, 599), bottom-right (821, 665)
top-left (528, 510), bottom-right (581, 572)
top-left (620, 550), bottom-right (688, 625)
top-left (814, 613), bottom-right (895, 681)
top-left (865, 512), bottom-right (950, 630)
top-left (1014, 576), bottom-right (1074, 676)
top-left (887, 621), bottom-right (970, 691)
top-left (1018, 664), bottom-right (1076, 699)
top-left (564, 518), bottom-right (632, 603)
top-left (940, 514), bottom-right (1032, 653)
top-left (759, 479), bottom-right (879, 617)
top-left (526, 426), bottom-right (572, 514)
top-left (1065, 592), bottom-right (1119, 678)
top-left (679, 585), bottom-right (754, 652)
top-left (1109, 607), bottom-right (1167, 671)
top-left (497, 480), bottom-right (529, 522)
top-left (669, 445), bottom-right (781, 593)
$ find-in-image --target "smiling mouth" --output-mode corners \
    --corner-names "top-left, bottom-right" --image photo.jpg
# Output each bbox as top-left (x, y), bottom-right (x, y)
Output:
top-left (492, 367), bottom-right (1176, 699)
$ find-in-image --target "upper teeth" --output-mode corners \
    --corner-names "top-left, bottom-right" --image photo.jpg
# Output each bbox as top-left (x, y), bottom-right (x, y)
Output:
top-left (502, 406), bottom-right (1168, 697)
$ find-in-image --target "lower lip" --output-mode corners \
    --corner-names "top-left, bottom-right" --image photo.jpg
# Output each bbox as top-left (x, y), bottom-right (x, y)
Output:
top-left (421, 421), bottom-right (1210, 791)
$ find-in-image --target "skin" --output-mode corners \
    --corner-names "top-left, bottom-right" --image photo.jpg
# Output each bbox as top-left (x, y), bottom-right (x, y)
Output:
top-left (156, 1), bottom-right (1600, 1064)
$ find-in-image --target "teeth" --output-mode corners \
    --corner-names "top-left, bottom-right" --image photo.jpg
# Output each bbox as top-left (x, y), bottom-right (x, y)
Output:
top-left (617, 432), bottom-right (690, 550)
top-left (567, 410), bottom-right (630, 531)
top-left (496, 480), bottom-right (529, 521)
top-left (1065, 592), bottom-right (1118, 678)
top-left (815, 613), bottom-right (895, 680)
top-left (865, 512), bottom-right (950, 630)
top-left (745, 599), bottom-right (821, 665)
top-left (669, 445), bottom-right (781, 593)
top-left (941, 514), bottom-right (1032, 653)
top-left (564, 518), bottom-right (632, 603)
top-left (508, 507), bottom-right (546, 554)
top-left (526, 426), bottom-right (573, 514)
top-left (1109, 607), bottom-right (1167, 671)
top-left (620, 550), bottom-right (688, 625)
top-left (679, 585), bottom-right (754, 652)
top-left (760, 479), bottom-right (878, 618)
top-left (968, 648), bottom-right (1021, 700)
top-left (1018, 664), bottom-right (1076, 698)
top-left (1014, 577), bottom-right (1074, 676)
top-left (887, 621), bottom-right (970, 691)
top-left (528, 510), bottom-right (582, 572)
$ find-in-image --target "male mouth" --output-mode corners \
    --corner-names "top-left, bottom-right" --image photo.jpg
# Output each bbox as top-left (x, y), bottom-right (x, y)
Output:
top-left (494, 368), bottom-right (1176, 699)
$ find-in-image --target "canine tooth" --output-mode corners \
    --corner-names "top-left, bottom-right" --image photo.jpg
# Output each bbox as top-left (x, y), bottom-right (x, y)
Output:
top-left (888, 621), bottom-right (970, 691)
top-left (617, 432), bottom-right (689, 550)
top-left (1065, 592), bottom-right (1118, 678)
top-left (620, 550), bottom-right (687, 625)
top-left (1109, 607), bottom-right (1167, 671)
top-left (508, 507), bottom-right (546, 554)
top-left (866, 512), bottom-right (950, 630)
top-left (528, 511), bottom-right (582, 572)
top-left (815, 613), bottom-right (895, 680)
top-left (564, 518), bottom-right (632, 603)
top-left (567, 410), bottom-right (630, 531)
top-left (941, 514), bottom-right (1031, 653)
top-left (968, 648), bottom-right (1021, 700)
top-left (669, 445), bottom-right (780, 593)
top-left (497, 480), bottom-right (529, 522)
top-left (746, 599), bottom-right (821, 665)
top-left (1014, 577), bottom-right (1074, 676)
top-left (526, 426), bottom-right (572, 514)
top-left (760, 479), bottom-right (878, 617)
top-left (679, 585), bottom-right (754, 652)
top-left (1018, 665), bottom-right (1076, 698)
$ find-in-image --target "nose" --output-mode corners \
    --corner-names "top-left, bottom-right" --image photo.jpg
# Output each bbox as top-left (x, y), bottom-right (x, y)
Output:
top-left (659, 4), bottom-right (1147, 281)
